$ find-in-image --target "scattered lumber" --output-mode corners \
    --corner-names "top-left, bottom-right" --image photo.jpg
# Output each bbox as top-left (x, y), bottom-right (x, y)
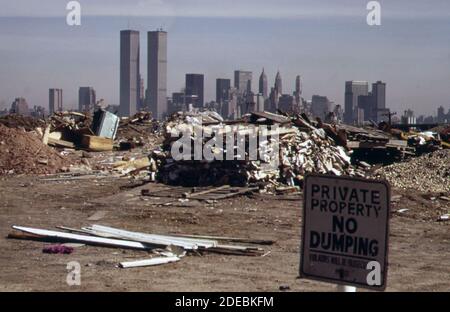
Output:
top-left (85, 225), bottom-right (217, 250)
top-left (10, 226), bottom-right (154, 250)
top-left (10, 224), bottom-right (272, 269)
top-left (119, 256), bottom-right (180, 269)
top-left (168, 233), bottom-right (274, 245)
top-left (47, 138), bottom-right (76, 149)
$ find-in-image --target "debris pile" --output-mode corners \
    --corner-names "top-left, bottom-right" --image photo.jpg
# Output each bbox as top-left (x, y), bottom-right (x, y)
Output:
top-left (0, 114), bottom-right (46, 131)
top-left (0, 124), bottom-right (71, 174)
top-left (9, 224), bottom-right (272, 268)
top-left (148, 111), bottom-right (363, 188)
top-left (374, 149), bottom-right (450, 193)
top-left (116, 112), bottom-right (162, 150)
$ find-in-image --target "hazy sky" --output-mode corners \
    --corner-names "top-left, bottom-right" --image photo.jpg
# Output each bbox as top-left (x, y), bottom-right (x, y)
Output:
top-left (0, 0), bottom-right (449, 116)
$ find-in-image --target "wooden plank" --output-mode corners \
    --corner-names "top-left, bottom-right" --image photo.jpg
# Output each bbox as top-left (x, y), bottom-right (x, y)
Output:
top-left (186, 185), bottom-right (230, 198)
top-left (48, 138), bottom-right (76, 149)
top-left (169, 233), bottom-right (274, 245)
top-left (194, 187), bottom-right (259, 201)
top-left (11, 226), bottom-right (154, 250)
top-left (81, 135), bottom-right (113, 152)
top-left (119, 256), bottom-right (180, 268)
top-left (88, 225), bottom-right (217, 250)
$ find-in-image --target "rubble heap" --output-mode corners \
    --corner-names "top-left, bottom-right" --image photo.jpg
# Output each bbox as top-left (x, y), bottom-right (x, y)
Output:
top-left (0, 114), bottom-right (46, 131)
top-left (0, 124), bottom-right (71, 174)
top-left (116, 112), bottom-right (162, 150)
top-left (148, 112), bottom-right (364, 188)
top-left (374, 149), bottom-right (450, 193)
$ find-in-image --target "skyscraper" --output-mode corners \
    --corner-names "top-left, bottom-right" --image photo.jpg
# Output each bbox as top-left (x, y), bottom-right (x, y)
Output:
top-left (294, 75), bottom-right (302, 104)
top-left (216, 78), bottom-right (231, 105)
top-left (10, 98), bottom-right (29, 116)
top-left (372, 81), bottom-right (386, 110)
top-left (139, 76), bottom-right (145, 111)
top-left (120, 30), bottom-right (140, 117)
top-left (234, 70), bottom-right (252, 96)
top-left (311, 95), bottom-right (332, 120)
top-left (148, 30), bottom-right (167, 120)
top-left (186, 74), bottom-right (204, 108)
top-left (344, 81), bottom-right (369, 124)
top-left (259, 68), bottom-right (268, 98)
top-left (78, 87), bottom-right (96, 112)
top-left (49, 88), bottom-right (63, 115)
top-left (274, 71), bottom-right (283, 95)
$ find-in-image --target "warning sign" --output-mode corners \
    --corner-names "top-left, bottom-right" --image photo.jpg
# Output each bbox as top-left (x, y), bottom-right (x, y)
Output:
top-left (300, 174), bottom-right (390, 290)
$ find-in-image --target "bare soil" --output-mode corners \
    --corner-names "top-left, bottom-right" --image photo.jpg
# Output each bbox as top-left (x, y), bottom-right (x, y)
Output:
top-left (0, 175), bottom-right (448, 292)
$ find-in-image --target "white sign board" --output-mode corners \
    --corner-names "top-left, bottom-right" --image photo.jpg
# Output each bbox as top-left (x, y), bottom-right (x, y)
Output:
top-left (300, 174), bottom-right (390, 290)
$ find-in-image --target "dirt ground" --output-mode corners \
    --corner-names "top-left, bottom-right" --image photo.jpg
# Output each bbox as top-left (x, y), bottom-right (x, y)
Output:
top-left (0, 174), bottom-right (449, 292)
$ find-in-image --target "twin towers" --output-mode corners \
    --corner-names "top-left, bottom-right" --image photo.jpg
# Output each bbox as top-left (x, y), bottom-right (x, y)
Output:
top-left (120, 30), bottom-right (167, 119)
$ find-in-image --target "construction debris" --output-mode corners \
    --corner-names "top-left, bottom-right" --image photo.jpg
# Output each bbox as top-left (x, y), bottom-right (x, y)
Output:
top-left (119, 256), bottom-right (181, 269)
top-left (9, 224), bottom-right (269, 269)
top-left (9, 226), bottom-right (152, 250)
top-left (81, 135), bottom-right (114, 152)
top-left (146, 111), bottom-right (363, 189)
top-left (0, 124), bottom-right (71, 174)
top-left (374, 149), bottom-right (450, 193)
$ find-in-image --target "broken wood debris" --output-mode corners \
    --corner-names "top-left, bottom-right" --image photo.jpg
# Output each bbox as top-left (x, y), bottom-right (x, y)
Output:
top-left (141, 185), bottom-right (259, 201)
top-left (9, 224), bottom-right (271, 268)
top-left (9, 226), bottom-right (153, 250)
top-left (119, 256), bottom-right (181, 269)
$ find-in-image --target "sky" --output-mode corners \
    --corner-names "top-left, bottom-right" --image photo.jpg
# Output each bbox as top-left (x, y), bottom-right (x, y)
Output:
top-left (0, 0), bottom-right (449, 116)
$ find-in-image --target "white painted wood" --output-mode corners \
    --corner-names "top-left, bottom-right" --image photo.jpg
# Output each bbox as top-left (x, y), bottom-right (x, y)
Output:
top-left (12, 226), bottom-right (152, 250)
top-left (89, 225), bottom-right (217, 249)
top-left (119, 256), bottom-right (180, 268)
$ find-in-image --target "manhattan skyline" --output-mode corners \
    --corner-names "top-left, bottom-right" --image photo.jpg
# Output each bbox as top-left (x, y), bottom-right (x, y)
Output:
top-left (0, 0), bottom-right (449, 116)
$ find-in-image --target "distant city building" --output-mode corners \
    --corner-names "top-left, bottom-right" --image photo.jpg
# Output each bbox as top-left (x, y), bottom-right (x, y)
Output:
top-left (372, 81), bottom-right (386, 110)
top-left (49, 88), bottom-right (63, 115)
top-left (119, 30), bottom-right (140, 117)
top-left (148, 30), bottom-right (168, 120)
top-left (78, 87), bottom-right (96, 112)
top-left (10, 97), bottom-right (30, 115)
top-left (344, 81), bottom-right (369, 124)
top-left (234, 70), bottom-right (252, 96)
top-left (436, 106), bottom-right (450, 123)
top-left (401, 109), bottom-right (416, 124)
top-left (186, 74), bottom-right (204, 108)
top-left (376, 108), bottom-right (391, 123)
top-left (294, 75), bottom-right (302, 106)
top-left (259, 68), bottom-right (268, 99)
top-left (169, 92), bottom-right (185, 114)
top-left (269, 87), bottom-right (279, 112)
top-left (216, 78), bottom-right (231, 106)
top-left (311, 95), bottom-right (332, 120)
top-left (357, 94), bottom-right (376, 124)
top-left (274, 71), bottom-right (282, 95)
top-left (277, 94), bottom-right (294, 113)
top-left (255, 94), bottom-right (265, 112)
top-left (222, 87), bottom-right (238, 120)
top-left (31, 105), bottom-right (46, 118)
top-left (333, 104), bottom-right (344, 123)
